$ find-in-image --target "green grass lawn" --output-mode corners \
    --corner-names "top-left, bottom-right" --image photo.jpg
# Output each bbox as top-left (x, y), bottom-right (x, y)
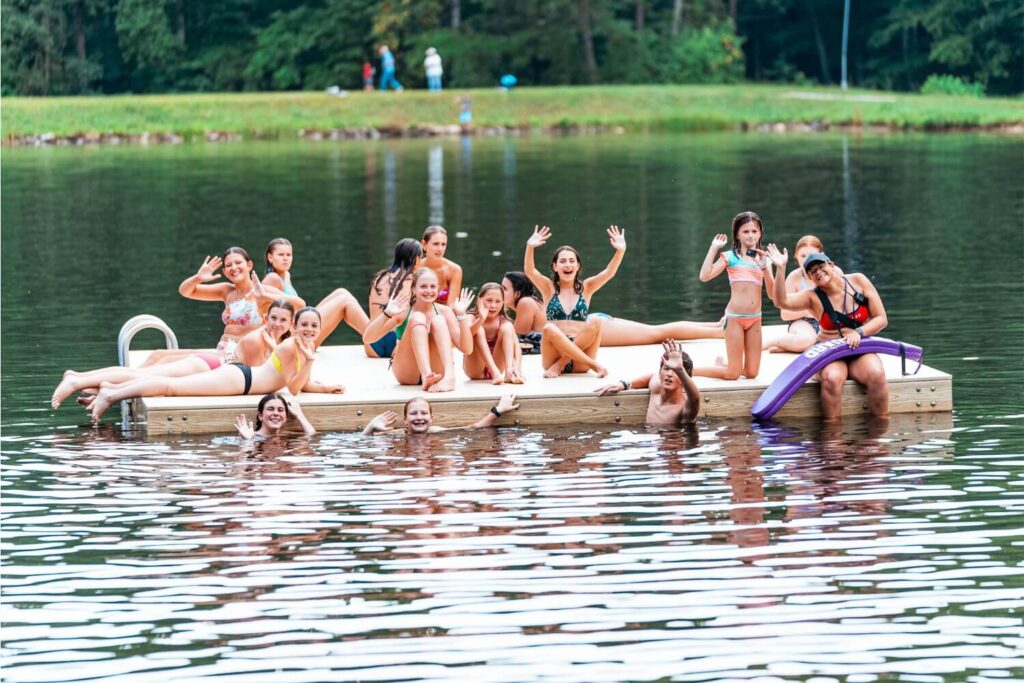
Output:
top-left (3, 83), bottom-right (1022, 140)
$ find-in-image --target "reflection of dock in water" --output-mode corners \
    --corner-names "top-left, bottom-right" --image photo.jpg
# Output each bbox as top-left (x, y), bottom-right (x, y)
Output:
top-left (132, 325), bottom-right (952, 436)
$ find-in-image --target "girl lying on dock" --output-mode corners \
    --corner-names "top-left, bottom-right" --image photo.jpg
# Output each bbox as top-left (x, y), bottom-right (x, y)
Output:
top-left (87, 307), bottom-right (342, 422)
top-left (362, 268), bottom-right (475, 392)
top-left (523, 225), bottom-right (616, 378)
top-left (52, 300), bottom-right (297, 409)
top-left (767, 246), bottom-right (890, 419)
top-left (463, 282), bottom-right (524, 384)
top-left (693, 211), bottom-right (774, 380)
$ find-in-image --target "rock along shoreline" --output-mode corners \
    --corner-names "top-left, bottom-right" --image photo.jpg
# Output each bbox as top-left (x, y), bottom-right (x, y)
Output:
top-left (6, 120), bottom-right (1023, 147)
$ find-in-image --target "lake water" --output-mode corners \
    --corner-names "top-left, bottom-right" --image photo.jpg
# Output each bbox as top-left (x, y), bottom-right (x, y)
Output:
top-left (2, 133), bottom-right (1023, 682)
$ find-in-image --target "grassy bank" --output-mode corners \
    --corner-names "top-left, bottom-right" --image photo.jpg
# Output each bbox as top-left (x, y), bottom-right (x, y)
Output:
top-left (3, 83), bottom-right (1022, 142)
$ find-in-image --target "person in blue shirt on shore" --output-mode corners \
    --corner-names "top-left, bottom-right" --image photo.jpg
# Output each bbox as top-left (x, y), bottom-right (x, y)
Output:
top-left (378, 45), bottom-right (403, 92)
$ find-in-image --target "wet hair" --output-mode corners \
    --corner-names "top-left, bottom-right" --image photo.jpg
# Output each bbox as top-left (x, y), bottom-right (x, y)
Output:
top-left (267, 299), bottom-right (295, 340)
top-left (294, 306), bottom-right (322, 325)
top-left (550, 246), bottom-right (584, 295)
top-left (731, 211), bottom-right (764, 254)
top-left (503, 271), bottom-right (542, 305)
top-left (794, 234), bottom-right (824, 259)
top-left (372, 238), bottom-right (422, 302)
top-left (223, 246), bottom-right (252, 264)
top-left (404, 396), bottom-right (432, 417)
top-left (660, 350), bottom-right (694, 377)
top-left (254, 392), bottom-right (291, 431)
top-left (265, 238), bottom-right (292, 275)
top-left (421, 225), bottom-right (447, 244)
top-left (471, 282), bottom-right (508, 322)
top-left (408, 267), bottom-right (437, 307)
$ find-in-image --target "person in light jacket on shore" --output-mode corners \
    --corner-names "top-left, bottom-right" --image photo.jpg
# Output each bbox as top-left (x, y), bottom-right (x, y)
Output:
top-left (424, 47), bottom-right (443, 92)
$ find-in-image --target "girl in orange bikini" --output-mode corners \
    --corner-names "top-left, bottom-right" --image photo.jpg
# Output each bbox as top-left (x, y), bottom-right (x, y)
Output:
top-left (420, 225), bottom-right (462, 306)
top-left (463, 283), bottom-right (524, 384)
top-left (694, 211), bottom-right (774, 380)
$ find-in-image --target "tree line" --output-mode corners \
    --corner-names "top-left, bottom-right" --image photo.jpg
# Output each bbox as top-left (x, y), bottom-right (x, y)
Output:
top-left (3, 0), bottom-right (1021, 97)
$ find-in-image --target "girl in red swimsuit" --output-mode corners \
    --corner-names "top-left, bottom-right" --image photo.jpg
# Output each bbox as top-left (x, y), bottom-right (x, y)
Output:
top-left (767, 247), bottom-right (890, 420)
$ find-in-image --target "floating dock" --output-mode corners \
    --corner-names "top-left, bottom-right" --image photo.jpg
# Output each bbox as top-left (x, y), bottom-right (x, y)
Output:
top-left (126, 325), bottom-right (952, 436)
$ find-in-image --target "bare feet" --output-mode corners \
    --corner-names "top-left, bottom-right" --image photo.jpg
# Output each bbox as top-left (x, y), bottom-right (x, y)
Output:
top-left (593, 363), bottom-right (609, 378)
top-left (422, 372), bottom-right (444, 392)
top-left (490, 372), bottom-right (504, 386)
top-left (429, 374), bottom-right (455, 393)
top-left (76, 394), bottom-right (97, 407)
top-left (51, 377), bottom-right (79, 409)
top-left (89, 389), bottom-right (114, 423)
top-left (506, 369), bottom-right (525, 385)
top-left (543, 362), bottom-right (566, 378)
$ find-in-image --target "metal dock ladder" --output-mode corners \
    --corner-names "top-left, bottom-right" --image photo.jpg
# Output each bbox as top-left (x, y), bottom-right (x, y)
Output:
top-left (117, 315), bottom-right (179, 431)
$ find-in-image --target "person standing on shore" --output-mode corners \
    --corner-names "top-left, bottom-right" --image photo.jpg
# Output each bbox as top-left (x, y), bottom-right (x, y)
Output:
top-left (378, 45), bottom-right (402, 92)
top-left (424, 47), bottom-right (443, 92)
top-left (362, 61), bottom-right (375, 91)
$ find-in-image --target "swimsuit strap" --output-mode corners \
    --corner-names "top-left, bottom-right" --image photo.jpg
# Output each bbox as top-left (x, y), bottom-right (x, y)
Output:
top-left (269, 349), bottom-right (284, 374)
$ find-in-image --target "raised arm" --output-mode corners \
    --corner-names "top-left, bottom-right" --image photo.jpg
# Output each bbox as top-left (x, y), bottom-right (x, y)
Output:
top-left (286, 337), bottom-right (316, 395)
top-left (583, 225), bottom-right (627, 297)
top-left (448, 288), bottom-right (476, 354)
top-left (179, 256), bottom-right (232, 302)
top-left (284, 397), bottom-right (316, 436)
top-left (467, 393), bottom-right (520, 428)
top-left (698, 234), bottom-right (730, 282)
top-left (767, 244), bottom-right (815, 312)
top-left (523, 225), bottom-right (555, 300)
top-left (361, 290), bottom-right (409, 345)
top-left (251, 273), bottom-right (305, 310)
top-left (661, 341), bottom-right (700, 425)
top-left (363, 410), bottom-right (400, 435)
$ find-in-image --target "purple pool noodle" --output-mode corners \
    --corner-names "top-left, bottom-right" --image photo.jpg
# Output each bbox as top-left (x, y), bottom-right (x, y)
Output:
top-left (751, 337), bottom-right (923, 419)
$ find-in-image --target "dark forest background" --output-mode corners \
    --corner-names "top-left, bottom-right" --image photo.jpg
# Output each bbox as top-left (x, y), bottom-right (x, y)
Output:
top-left (3, 0), bottom-right (1021, 96)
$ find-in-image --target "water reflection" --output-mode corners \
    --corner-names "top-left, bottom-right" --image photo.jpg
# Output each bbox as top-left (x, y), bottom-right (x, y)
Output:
top-left (10, 411), bottom-right (1022, 682)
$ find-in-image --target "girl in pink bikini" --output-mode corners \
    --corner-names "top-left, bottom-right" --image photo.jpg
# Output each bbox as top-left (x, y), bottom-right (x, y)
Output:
top-left (693, 211), bottom-right (774, 380)
top-left (463, 283), bottom-right (524, 384)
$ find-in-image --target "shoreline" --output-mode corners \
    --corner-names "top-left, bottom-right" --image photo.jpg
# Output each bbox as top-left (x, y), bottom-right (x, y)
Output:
top-left (5, 84), bottom-right (1023, 148)
top-left (8, 120), bottom-right (1024, 148)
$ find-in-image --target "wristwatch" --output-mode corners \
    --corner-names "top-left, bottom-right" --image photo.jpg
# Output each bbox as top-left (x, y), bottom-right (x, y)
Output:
top-left (855, 326), bottom-right (864, 337)
top-left (490, 406), bottom-right (502, 417)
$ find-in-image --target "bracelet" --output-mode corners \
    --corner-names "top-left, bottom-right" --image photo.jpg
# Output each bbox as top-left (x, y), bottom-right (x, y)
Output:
top-left (620, 380), bottom-right (630, 390)
top-left (490, 406), bottom-right (502, 417)
top-left (457, 314), bottom-right (469, 321)
top-left (382, 310), bottom-right (393, 319)
top-left (855, 326), bottom-right (864, 338)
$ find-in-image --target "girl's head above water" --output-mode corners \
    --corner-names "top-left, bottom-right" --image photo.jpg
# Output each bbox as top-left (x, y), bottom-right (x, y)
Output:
top-left (255, 392), bottom-right (291, 431)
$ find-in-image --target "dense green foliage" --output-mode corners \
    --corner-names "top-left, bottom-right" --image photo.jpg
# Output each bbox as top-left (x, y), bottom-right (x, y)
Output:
top-left (2, 0), bottom-right (1022, 96)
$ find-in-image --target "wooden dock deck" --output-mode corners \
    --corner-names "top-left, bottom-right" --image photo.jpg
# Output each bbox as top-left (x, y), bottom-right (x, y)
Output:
top-left (128, 326), bottom-right (952, 436)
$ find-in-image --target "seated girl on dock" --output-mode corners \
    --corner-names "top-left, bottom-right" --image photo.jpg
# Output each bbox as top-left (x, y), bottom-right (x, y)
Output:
top-left (87, 307), bottom-right (343, 422)
top-left (52, 300), bottom-right (297, 409)
top-left (235, 392), bottom-right (316, 439)
top-left (523, 225), bottom-right (617, 378)
top-left (767, 246), bottom-right (890, 419)
top-left (143, 247), bottom-right (304, 367)
top-left (420, 225), bottom-right (462, 306)
top-left (502, 271), bottom-right (545, 354)
top-left (463, 282), bottom-right (524, 385)
top-left (763, 235), bottom-right (843, 354)
top-left (693, 212), bottom-right (774, 380)
top-left (262, 236), bottom-right (370, 347)
top-left (365, 238), bottom-right (422, 358)
top-left (362, 268), bottom-right (475, 392)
